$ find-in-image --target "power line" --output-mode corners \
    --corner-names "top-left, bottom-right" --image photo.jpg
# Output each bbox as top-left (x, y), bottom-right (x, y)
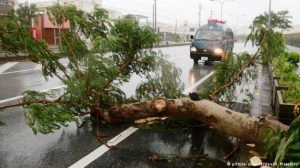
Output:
top-left (103, 0), bottom-right (197, 23)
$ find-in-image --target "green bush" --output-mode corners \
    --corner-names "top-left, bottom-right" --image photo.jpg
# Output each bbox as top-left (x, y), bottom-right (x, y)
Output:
top-left (286, 52), bottom-right (300, 65)
top-left (272, 53), bottom-right (300, 103)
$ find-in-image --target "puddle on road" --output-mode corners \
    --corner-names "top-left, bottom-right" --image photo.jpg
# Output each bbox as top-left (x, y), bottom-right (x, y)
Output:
top-left (89, 126), bottom-right (238, 168)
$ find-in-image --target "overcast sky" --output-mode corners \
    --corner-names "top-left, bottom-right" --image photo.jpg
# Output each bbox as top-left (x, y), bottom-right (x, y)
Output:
top-left (24, 0), bottom-right (300, 29)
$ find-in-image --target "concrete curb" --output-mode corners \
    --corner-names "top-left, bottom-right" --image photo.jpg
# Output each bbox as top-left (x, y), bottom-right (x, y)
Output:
top-left (156, 42), bottom-right (191, 48)
top-left (0, 54), bottom-right (30, 63)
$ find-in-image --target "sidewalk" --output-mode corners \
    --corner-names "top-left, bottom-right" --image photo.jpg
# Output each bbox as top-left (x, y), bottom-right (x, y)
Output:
top-left (249, 64), bottom-right (273, 117)
top-left (237, 64), bottom-right (274, 167)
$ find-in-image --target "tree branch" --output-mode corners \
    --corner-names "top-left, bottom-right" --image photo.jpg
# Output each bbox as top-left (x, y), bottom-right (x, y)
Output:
top-left (209, 46), bottom-right (262, 101)
top-left (209, 30), bottom-right (268, 102)
top-left (31, 37), bottom-right (72, 81)
top-left (61, 33), bottom-right (82, 79)
top-left (104, 54), bottom-right (135, 88)
top-left (0, 98), bottom-right (69, 111)
top-left (11, 16), bottom-right (71, 82)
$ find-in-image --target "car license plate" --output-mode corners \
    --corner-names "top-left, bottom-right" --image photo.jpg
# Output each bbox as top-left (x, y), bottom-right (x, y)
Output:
top-left (201, 57), bottom-right (208, 61)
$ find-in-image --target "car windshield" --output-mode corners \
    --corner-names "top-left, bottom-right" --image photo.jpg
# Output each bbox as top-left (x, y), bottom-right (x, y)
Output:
top-left (195, 29), bottom-right (223, 40)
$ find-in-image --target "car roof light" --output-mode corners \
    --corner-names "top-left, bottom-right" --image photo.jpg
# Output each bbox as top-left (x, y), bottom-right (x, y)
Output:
top-left (208, 19), bottom-right (226, 24)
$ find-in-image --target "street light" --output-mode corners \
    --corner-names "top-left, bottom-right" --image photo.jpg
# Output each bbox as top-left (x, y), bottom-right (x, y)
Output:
top-left (153, 0), bottom-right (157, 32)
top-left (268, 0), bottom-right (272, 27)
top-left (210, 0), bottom-right (234, 21)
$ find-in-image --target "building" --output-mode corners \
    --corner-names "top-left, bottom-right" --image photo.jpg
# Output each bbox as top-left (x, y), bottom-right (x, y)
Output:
top-left (17, 1), bottom-right (71, 45)
top-left (25, 0), bottom-right (103, 45)
top-left (106, 8), bottom-right (124, 20)
top-left (31, 13), bottom-right (70, 45)
top-left (0, 0), bottom-right (17, 16)
top-left (34, 0), bottom-right (102, 13)
top-left (156, 22), bottom-right (197, 42)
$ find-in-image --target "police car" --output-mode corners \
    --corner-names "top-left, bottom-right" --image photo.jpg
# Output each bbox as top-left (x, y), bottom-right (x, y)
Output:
top-left (190, 19), bottom-right (234, 64)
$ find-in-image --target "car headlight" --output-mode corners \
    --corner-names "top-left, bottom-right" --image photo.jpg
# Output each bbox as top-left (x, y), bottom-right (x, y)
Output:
top-left (214, 48), bottom-right (223, 55)
top-left (190, 46), bottom-right (197, 52)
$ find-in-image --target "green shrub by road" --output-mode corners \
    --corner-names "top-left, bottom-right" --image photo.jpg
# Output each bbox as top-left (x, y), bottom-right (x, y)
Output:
top-left (272, 52), bottom-right (300, 103)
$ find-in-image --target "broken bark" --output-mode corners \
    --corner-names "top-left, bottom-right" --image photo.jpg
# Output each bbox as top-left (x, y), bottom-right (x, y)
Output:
top-left (100, 98), bottom-right (288, 143)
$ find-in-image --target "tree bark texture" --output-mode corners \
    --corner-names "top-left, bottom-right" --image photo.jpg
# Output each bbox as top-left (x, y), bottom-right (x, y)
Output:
top-left (101, 98), bottom-right (288, 143)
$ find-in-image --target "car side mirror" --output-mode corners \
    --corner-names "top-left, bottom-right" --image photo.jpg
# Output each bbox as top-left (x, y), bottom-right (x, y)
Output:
top-left (190, 35), bottom-right (194, 39)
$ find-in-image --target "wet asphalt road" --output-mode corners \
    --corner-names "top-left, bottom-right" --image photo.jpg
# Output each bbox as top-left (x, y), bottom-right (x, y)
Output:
top-left (0, 43), bottom-right (261, 167)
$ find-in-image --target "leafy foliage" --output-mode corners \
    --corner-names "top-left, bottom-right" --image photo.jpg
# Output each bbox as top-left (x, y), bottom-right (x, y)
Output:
top-left (251, 11), bottom-right (300, 167)
top-left (263, 128), bottom-right (282, 161)
top-left (198, 52), bottom-right (257, 103)
top-left (21, 90), bottom-right (74, 134)
top-left (0, 5), bottom-right (186, 134)
top-left (135, 54), bottom-right (184, 100)
top-left (285, 52), bottom-right (300, 65)
top-left (272, 52), bottom-right (300, 103)
top-left (16, 3), bottom-right (39, 28)
top-left (246, 11), bottom-right (291, 64)
top-left (263, 115), bottom-right (300, 167)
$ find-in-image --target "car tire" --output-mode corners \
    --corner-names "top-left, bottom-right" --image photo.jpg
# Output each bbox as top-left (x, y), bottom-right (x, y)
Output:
top-left (193, 59), bottom-right (198, 64)
top-left (204, 61), bottom-right (209, 65)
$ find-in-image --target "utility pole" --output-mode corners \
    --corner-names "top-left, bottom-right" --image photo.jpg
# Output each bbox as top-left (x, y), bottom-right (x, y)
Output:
top-left (175, 20), bottom-right (177, 33)
top-left (57, 0), bottom-right (61, 47)
top-left (268, 0), bottom-right (272, 27)
top-left (154, 0), bottom-right (157, 32)
top-left (153, 3), bottom-right (155, 30)
top-left (198, 3), bottom-right (202, 28)
top-left (210, 0), bottom-right (234, 21)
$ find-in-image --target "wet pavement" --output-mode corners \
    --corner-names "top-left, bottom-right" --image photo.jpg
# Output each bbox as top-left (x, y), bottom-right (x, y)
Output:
top-left (1, 43), bottom-right (259, 167)
top-left (1, 107), bottom-right (99, 167)
top-left (88, 128), bottom-right (236, 168)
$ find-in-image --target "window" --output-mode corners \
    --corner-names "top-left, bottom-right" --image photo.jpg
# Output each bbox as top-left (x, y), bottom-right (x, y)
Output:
top-left (195, 29), bottom-right (223, 40)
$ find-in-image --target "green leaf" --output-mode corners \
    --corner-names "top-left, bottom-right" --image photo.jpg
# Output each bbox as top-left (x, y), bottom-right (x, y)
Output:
top-left (288, 142), bottom-right (300, 151)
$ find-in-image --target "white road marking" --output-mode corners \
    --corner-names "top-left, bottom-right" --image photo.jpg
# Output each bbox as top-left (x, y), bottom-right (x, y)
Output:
top-left (69, 70), bottom-right (215, 167)
top-left (0, 63), bottom-right (68, 75)
top-left (0, 68), bottom-right (40, 75)
top-left (69, 127), bottom-right (139, 168)
top-left (0, 62), bottom-right (19, 73)
top-left (0, 85), bottom-right (67, 104)
top-left (183, 71), bottom-right (215, 95)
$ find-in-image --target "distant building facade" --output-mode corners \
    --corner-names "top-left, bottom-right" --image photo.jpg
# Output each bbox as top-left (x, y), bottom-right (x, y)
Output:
top-left (0, 0), bottom-right (18, 16)
top-left (21, 0), bottom-right (103, 45)
top-left (31, 13), bottom-right (70, 45)
top-left (106, 8), bottom-right (123, 19)
top-left (18, 1), bottom-right (71, 45)
top-left (34, 0), bottom-right (102, 13)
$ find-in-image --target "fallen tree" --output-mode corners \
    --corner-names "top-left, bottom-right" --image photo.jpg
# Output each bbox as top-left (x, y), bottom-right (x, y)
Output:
top-left (0, 5), bottom-right (294, 162)
top-left (103, 98), bottom-right (288, 143)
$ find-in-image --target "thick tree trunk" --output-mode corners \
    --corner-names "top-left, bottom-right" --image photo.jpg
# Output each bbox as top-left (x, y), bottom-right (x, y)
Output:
top-left (101, 98), bottom-right (288, 143)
